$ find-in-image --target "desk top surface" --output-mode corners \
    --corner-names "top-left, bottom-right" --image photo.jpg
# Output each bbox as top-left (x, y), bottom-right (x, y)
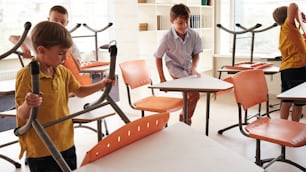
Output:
top-left (76, 123), bottom-right (263, 172)
top-left (68, 92), bottom-right (116, 121)
top-left (149, 73), bottom-right (233, 92)
top-left (217, 66), bottom-right (279, 75)
top-left (0, 79), bottom-right (15, 95)
top-left (0, 91), bottom-right (116, 121)
top-left (80, 65), bottom-right (109, 73)
top-left (277, 82), bottom-right (306, 101)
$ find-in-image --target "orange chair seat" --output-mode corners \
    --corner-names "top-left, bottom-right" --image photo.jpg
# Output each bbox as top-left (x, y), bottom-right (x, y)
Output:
top-left (134, 96), bottom-right (183, 113)
top-left (246, 117), bottom-right (306, 147)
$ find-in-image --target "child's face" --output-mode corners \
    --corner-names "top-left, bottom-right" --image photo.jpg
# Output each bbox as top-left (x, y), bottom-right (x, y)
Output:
top-left (48, 11), bottom-right (69, 27)
top-left (39, 45), bottom-right (69, 67)
top-left (171, 16), bottom-right (189, 36)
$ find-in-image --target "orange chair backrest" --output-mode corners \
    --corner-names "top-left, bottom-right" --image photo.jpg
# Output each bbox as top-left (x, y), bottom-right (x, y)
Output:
top-left (232, 69), bottom-right (268, 110)
top-left (80, 112), bottom-right (170, 166)
top-left (63, 51), bottom-right (92, 85)
top-left (119, 59), bottom-right (151, 89)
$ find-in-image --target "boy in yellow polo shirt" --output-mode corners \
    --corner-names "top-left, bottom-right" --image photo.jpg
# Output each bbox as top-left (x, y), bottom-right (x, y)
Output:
top-left (15, 21), bottom-right (112, 172)
top-left (273, 2), bottom-right (306, 122)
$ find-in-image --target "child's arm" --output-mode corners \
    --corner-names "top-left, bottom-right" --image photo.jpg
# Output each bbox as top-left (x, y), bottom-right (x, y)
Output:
top-left (287, 3), bottom-right (305, 25)
top-left (72, 77), bottom-right (113, 98)
top-left (189, 54), bottom-right (200, 76)
top-left (9, 35), bottom-right (32, 58)
top-left (155, 58), bottom-right (167, 82)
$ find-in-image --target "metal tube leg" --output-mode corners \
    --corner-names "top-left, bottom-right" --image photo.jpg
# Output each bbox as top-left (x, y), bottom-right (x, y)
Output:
top-left (32, 120), bottom-right (71, 172)
top-left (205, 92), bottom-right (211, 136)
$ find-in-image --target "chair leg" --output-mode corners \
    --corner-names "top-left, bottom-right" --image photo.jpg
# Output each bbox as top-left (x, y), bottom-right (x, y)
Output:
top-left (254, 141), bottom-right (306, 171)
top-left (103, 119), bottom-right (109, 136)
top-left (0, 140), bottom-right (21, 168)
top-left (0, 154), bottom-right (21, 168)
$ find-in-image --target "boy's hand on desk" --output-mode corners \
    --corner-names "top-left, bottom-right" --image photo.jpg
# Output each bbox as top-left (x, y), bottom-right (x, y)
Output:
top-left (189, 68), bottom-right (201, 77)
top-left (160, 79), bottom-right (168, 93)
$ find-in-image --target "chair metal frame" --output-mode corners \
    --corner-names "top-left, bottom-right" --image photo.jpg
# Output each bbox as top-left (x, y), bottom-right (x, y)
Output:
top-left (232, 69), bottom-right (306, 171)
top-left (119, 59), bottom-right (183, 118)
top-left (0, 21), bottom-right (32, 168)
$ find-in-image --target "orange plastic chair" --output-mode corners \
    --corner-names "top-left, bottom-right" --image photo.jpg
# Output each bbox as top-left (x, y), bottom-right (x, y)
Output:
top-left (63, 51), bottom-right (92, 85)
top-left (119, 59), bottom-right (183, 118)
top-left (231, 69), bottom-right (306, 170)
top-left (80, 112), bottom-right (169, 166)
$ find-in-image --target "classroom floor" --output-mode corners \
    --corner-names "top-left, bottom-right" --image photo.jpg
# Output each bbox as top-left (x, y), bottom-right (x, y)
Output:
top-left (1, 91), bottom-right (306, 172)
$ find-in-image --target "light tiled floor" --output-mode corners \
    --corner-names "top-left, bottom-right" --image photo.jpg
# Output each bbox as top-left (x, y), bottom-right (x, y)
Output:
top-left (1, 92), bottom-right (306, 172)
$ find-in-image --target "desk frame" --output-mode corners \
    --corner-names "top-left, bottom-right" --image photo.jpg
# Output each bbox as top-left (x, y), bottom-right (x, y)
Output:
top-left (150, 74), bottom-right (233, 136)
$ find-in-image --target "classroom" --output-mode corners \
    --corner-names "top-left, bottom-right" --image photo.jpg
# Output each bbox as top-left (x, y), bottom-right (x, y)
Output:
top-left (1, 0), bottom-right (306, 171)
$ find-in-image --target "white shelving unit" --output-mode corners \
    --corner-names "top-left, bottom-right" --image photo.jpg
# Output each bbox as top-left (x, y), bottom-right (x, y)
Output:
top-left (137, 0), bottom-right (214, 72)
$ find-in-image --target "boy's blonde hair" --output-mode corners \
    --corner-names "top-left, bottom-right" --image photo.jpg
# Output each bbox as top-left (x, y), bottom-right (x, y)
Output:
top-left (31, 21), bottom-right (73, 51)
top-left (273, 6), bottom-right (288, 25)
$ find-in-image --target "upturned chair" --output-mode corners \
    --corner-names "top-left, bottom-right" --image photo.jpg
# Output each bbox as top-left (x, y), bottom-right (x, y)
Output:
top-left (81, 112), bottom-right (169, 166)
top-left (119, 59), bottom-right (183, 118)
top-left (231, 69), bottom-right (306, 170)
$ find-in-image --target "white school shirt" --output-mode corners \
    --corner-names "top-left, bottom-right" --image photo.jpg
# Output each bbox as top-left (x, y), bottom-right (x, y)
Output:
top-left (154, 27), bottom-right (203, 78)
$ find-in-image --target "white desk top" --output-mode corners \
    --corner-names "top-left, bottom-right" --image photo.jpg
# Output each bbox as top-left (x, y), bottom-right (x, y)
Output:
top-left (0, 92), bottom-right (116, 122)
top-left (0, 79), bottom-right (15, 95)
top-left (277, 82), bottom-right (306, 101)
top-left (217, 66), bottom-right (279, 75)
top-left (149, 73), bottom-right (233, 92)
top-left (68, 92), bottom-right (116, 122)
top-left (80, 65), bottom-right (109, 73)
top-left (76, 123), bottom-right (263, 172)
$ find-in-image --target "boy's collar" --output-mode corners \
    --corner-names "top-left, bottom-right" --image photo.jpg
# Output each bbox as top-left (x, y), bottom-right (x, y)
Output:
top-left (171, 27), bottom-right (189, 40)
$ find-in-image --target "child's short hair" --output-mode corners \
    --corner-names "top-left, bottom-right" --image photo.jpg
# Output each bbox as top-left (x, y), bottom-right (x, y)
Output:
top-left (31, 21), bottom-right (73, 51)
top-left (50, 5), bottom-right (69, 16)
top-left (170, 3), bottom-right (190, 20)
top-left (273, 6), bottom-right (288, 25)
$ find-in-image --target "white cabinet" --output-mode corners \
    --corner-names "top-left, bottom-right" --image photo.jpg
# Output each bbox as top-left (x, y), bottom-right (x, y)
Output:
top-left (137, 0), bottom-right (214, 72)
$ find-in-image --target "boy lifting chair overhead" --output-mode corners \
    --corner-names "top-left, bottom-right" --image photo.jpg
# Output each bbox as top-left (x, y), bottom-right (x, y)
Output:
top-left (231, 69), bottom-right (306, 171)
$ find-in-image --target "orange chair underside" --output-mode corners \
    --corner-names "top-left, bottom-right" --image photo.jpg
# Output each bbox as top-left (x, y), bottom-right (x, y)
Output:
top-left (246, 117), bottom-right (306, 147)
top-left (63, 52), bottom-right (92, 85)
top-left (80, 112), bottom-right (170, 166)
top-left (134, 96), bottom-right (183, 112)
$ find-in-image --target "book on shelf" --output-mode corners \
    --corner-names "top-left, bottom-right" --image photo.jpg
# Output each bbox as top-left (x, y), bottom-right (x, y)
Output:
top-left (157, 15), bottom-right (161, 30)
top-left (190, 15), bottom-right (201, 28)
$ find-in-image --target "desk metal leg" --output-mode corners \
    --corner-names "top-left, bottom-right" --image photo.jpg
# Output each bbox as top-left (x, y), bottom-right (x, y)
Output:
top-left (97, 119), bottom-right (102, 141)
top-left (183, 91), bottom-right (188, 124)
top-left (206, 92), bottom-right (211, 136)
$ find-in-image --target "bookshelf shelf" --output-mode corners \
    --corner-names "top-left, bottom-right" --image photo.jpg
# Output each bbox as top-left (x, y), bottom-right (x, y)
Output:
top-left (137, 0), bottom-right (215, 72)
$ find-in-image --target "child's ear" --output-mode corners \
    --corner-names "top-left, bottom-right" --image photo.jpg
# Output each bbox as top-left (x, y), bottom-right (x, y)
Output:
top-left (170, 18), bottom-right (174, 24)
top-left (37, 46), bottom-right (45, 54)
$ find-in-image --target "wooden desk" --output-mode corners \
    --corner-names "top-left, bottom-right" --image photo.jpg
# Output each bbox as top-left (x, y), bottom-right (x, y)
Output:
top-left (76, 123), bottom-right (264, 172)
top-left (0, 79), bottom-right (15, 95)
top-left (0, 92), bottom-right (116, 141)
top-left (277, 82), bottom-right (306, 102)
top-left (149, 73), bottom-right (233, 136)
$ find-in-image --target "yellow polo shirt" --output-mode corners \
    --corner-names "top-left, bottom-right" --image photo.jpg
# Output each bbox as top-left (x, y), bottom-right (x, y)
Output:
top-left (15, 64), bottom-right (80, 158)
top-left (279, 19), bottom-right (306, 71)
